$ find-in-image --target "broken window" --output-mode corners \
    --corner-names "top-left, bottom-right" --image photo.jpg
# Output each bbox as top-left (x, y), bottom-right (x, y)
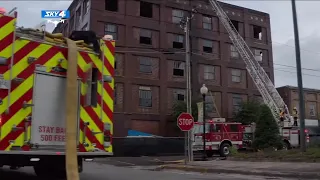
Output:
top-left (104, 24), bottom-right (117, 40)
top-left (140, 29), bottom-right (152, 45)
top-left (232, 94), bottom-right (243, 112)
top-left (253, 25), bottom-right (262, 40)
top-left (172, 9), bottom-right (184, 24)
top-left (230, 45), bottom-right (239, 58)
top-left (140, 1), bottom-right (153, 18)
top-left (139, 86), bottom-right (152, 107)
top-left (105, 0), bottom-right (118, 12)
top-left (173, 89), bottom-right (185, 101)
top-left (254, 49), bottom-right (263, 62)
top-left (139, 57), bottom-right (152, 73)
top-left (173, 61), bottom-right (184, 76)
top-left (172, 34), bottom-right (184, 49)
top-left (203, 39), bottom-right (213, 53)
top-left (231, 20), bottom-right (239, 31)
top-left (204, 65), bottom-right (215, 80)
top-left (231, 69), bottom-right (241, 83)
top-left (202, 15), bottom-right (212, 30)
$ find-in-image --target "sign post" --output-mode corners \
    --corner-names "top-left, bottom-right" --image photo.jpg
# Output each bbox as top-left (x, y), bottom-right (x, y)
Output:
top-left (177, 112), bottom-right (194, 165)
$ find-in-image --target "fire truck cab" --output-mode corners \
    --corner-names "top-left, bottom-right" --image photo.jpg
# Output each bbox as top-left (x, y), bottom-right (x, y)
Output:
top-left (192, 118), bottom-right (244, 157)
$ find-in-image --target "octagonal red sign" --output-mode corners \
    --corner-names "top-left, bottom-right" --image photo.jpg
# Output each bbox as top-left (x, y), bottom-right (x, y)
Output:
top-left (177, 112), bottom-right (194, 131)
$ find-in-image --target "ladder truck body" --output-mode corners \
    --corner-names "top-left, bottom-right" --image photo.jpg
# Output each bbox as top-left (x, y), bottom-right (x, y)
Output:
top-left (208, 0), bottom-right (292, 126)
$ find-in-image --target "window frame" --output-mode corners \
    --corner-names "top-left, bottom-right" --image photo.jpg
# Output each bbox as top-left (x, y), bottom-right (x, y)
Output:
top-left (203, 65), bottom-right (215, 80)
top-left (139, 87), bottom-right (152, 107)
top-left (232, 94), bottom-right (243, 112)
top-left (104, 23), bottom-right (118, 40)
top-left (139, 57), bottom-right (153, 74)
top-left (202, 15), bottom-right (212, 30)
top-left (231, 69), bottom-right (241, 83)
top-left (173, 61), bottom-right (185, 76)
top-left (309, 104), bottom-right (316, 117)
top-left (230, 45), bottom-right (239, 58)
top-left (172, 9), bottom-right (184, 24)
top-left (139, 29), bottom-right (152, 45)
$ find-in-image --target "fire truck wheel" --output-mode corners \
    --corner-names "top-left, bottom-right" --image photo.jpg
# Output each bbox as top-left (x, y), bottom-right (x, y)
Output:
top-left (219, 143), bottom-right (231, 157)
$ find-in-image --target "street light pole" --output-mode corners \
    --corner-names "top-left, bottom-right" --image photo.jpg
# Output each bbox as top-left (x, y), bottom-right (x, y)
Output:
top-left (200, 84), bottom-right (208, 161)
top-left (291, 0), bottom-right (306, 152)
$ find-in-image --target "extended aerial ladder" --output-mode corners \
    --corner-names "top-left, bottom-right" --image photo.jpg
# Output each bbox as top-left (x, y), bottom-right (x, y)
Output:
top-left (207, 0), bottom-right (292, 126)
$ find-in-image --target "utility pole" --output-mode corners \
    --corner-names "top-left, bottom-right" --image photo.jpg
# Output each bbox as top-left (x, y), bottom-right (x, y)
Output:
top-left (180, 8), bottom-right (197, 162)
top-left (291, 0), bottom-right (306, 152)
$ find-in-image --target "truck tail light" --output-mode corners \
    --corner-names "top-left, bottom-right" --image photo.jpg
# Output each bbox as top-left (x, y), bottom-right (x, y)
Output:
top-left (103, 123), bottom-right (112, 147)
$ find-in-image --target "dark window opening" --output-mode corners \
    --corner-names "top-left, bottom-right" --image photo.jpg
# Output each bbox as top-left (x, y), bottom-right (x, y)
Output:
top-left (173, 34), bottom-right (184, 49)
top-left (253, 25), bottom-right (262, 40)
top-left (173, 68), bottom-right (184, 76)
top-left (231, 20), bottom-right (239, 31)
top-left (105, 0), bottom-right (118, 12)
top-left (140, 36), bottom-right (152, 44)
top-left (177, 94), bottom-right (185, 101)
top-left (173, 42), bottom-right (183, 49)
top-left (140, 1), bottom-right (153, 18)
top-left (203, 40), bottom-right (213, 53)
top-left (203, 46), bottom-right (212, 53)
top-left (140, 29), bottom-right (152, 45)
top-left (173, 62), bottom-right (184, 76)
top-left (90, 68), bottom-right (99, 107)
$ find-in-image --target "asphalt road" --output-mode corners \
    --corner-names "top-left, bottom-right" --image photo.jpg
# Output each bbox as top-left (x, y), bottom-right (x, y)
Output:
top-left (0, 161), bottom-right (305, 180)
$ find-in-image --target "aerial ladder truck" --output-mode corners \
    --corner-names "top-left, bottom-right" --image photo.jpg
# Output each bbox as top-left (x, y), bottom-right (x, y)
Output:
top-left (207, 0), bottom-right (292, 126)
top-left (192, 0), bottom-right (309, 151)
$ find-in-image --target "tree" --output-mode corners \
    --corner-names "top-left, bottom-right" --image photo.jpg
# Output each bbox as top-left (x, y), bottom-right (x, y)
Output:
top-left (252, 104), bottom-right (283, 150)
top-left (233, 100), bottom-right (261, 125)
top-left (172, 100), bottom-right (198, 122)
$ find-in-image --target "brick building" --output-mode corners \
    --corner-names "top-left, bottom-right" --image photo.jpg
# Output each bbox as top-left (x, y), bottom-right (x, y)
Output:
top-left (277, 86), bottom-right (320, 120)
top-left (53, 0), bottom-right (274, 137)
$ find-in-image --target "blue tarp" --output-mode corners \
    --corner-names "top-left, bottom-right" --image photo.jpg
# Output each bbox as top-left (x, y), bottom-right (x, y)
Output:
top-left (127, 130), bottom-right (154, 136)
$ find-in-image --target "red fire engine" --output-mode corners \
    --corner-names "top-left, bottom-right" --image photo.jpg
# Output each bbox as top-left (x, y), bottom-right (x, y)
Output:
top-left (192, 118), bottom-right (244, 157)
top-left (192, 118), bottom-right (310, 157)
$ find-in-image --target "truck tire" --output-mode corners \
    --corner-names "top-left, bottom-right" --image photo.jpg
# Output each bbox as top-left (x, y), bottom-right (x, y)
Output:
top-left (219, 143), bottom-right (231, 157)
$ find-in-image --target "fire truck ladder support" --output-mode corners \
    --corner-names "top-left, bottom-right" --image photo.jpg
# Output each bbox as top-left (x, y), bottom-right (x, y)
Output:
top-left (65, 38), bottom-right (80, 180)
top-left (208, 0), bottom-right (292, 126)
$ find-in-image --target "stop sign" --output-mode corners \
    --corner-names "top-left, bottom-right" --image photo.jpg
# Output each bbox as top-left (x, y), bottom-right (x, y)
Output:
top-left (177, 112), bottom-right (194, 131)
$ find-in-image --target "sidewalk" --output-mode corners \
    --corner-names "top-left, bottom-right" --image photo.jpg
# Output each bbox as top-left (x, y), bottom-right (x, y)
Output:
top-left (156, 160), bottom-right (320, 179)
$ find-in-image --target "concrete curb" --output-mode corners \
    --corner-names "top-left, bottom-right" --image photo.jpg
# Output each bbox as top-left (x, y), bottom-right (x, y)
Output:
top-left (154, 164), bottom-right (320, 179)
top-left (150, 159), bottom-right (184, 165)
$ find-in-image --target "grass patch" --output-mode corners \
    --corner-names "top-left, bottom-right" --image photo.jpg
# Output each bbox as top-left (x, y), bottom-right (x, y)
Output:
top-left (231, 148), bottom-right (320, 162)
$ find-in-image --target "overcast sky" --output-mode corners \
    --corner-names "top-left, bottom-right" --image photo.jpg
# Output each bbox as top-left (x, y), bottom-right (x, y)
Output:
top-left (2, 0), bottom-right (320, 89)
